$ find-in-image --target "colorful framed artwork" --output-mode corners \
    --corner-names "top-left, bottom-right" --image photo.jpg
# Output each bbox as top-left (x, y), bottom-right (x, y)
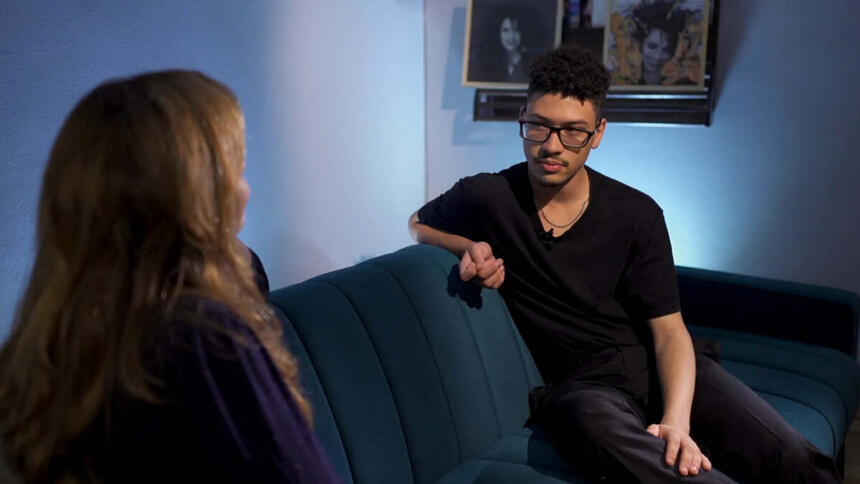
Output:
top-left (604, 0), bottom-right (710, 90)
top-left (463, 0), bottom-right (564, 89)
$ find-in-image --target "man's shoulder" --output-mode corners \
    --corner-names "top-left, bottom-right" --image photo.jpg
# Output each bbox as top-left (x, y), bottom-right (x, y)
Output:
top-left (589, 167), bottom-right (661, 213)
top-left (447, 162), bottom-right (529, 203)
top-left (459, 162), bottom-right (527, 188)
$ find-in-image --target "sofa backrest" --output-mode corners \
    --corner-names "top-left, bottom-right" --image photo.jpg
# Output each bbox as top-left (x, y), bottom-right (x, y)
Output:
top-left (269, 244), bottom-right (543, 484)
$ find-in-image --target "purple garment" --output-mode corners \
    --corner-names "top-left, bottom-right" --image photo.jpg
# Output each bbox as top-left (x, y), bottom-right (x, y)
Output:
top-left (87, 253), bottom-right (341, 483)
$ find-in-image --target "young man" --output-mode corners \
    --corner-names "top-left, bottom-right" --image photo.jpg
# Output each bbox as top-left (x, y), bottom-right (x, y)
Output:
top-left (409, 46), bottom-right (839, 483)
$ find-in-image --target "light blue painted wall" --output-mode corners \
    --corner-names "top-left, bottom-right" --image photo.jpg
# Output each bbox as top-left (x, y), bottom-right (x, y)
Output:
top-left (0, 1), bottom-right (425, 337)
top-left (425, 0), bottom-right (860, 296)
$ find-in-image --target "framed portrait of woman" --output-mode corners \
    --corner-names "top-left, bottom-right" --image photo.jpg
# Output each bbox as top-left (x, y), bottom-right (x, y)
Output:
top-left (463, 0), bottom-right (564, 89)
top-left (605, 0), bottom-right (710, 90)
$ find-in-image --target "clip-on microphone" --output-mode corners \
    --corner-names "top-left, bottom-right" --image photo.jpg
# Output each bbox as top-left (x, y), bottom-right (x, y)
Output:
top-left (537, 228), bottom-right (555, 249)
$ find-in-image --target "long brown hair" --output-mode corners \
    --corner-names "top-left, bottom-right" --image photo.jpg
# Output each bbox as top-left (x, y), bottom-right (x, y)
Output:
top-left (0, 71), bottom-right (310, 482)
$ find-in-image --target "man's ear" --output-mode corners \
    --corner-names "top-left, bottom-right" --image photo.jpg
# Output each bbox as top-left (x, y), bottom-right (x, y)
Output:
top-left (591, 118), bottom-right (607, 149)
top-left (519, 104), bottom-right (527, 119)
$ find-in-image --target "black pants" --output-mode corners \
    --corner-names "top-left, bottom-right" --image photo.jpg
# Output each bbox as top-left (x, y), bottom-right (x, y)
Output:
top-left (529, 347), bottom-right (841, 483)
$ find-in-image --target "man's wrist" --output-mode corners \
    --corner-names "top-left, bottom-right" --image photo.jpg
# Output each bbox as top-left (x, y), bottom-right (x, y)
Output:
top-left (659, 417), bottom-right (690, 434)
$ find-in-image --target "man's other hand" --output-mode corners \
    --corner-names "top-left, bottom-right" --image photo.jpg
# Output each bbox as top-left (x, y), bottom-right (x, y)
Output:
top-left (646, 423), bottom-right (712, 476)
top-left (459, 242), bottom-right (505, 289)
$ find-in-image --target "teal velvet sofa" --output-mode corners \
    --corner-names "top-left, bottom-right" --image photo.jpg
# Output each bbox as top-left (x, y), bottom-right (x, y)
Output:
top-left (269, 244), bottom-right (860, 483)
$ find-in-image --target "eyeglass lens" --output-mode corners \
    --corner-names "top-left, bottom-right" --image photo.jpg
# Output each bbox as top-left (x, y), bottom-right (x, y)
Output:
top-left (521, 122), bottom-right (589, 147)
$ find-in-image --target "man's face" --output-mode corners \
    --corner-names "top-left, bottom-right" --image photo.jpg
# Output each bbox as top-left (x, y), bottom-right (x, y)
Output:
top-left (521, 92), bottom-right (606, 188)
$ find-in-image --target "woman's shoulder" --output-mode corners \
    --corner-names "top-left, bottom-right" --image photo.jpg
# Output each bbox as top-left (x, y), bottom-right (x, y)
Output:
top-left (143, 297), bottom-right (263, 377)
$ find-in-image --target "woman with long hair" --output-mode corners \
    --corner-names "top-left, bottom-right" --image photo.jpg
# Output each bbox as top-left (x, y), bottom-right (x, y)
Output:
top-left (0, 71), bottom-right (340, 483)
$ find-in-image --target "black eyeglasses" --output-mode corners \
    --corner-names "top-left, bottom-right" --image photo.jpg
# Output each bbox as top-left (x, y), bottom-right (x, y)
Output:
top-left (518, 120), bottom-right (598, 149)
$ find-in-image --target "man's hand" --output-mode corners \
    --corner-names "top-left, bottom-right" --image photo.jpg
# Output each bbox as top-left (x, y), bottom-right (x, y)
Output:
top-left (459, 242), bottom-right (505, 289)
top-left (646, 423), bottom-right (712, 476)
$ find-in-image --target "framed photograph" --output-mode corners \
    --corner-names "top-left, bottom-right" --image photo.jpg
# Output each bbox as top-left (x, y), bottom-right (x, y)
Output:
top-left (463, 0), bottom-right (564, 89)
top-left (604, 0), bottom-right (710, 90)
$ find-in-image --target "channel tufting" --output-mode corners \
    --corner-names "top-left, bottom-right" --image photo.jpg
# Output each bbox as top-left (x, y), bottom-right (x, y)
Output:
top-left (269, 245), bottom-right (859, 483)
top-left (366, 259), bottom-right (465, 463)
top-left (756, 391), bottom-right (836, 456)
top-left (315, 264), bottom-right (464, 484)
top-left (406, 245), bottom-right (538, 437)
top-left (362, 253), bottom-right (501, 468)
top-left (271, 303), bottom-right (354, 483)
top-left (408, 248), bottom-right (504, 438)
top-left (316, 277), bottom-right (417, 483)
top-left (270, 280), bottom-right (413, 484)
top-left (408, 246), bottom-right (545, 396)
top-left (690, 325), bottom-right (860, 422)
top-left (721, 360), bottom-right (841, 454)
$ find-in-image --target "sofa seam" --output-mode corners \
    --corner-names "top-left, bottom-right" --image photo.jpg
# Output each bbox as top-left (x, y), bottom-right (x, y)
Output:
top-left (412, 245), bottom-right (505, 438)
top-left (268, 292), bottom-right (357, 483)
top-left (720, 355), bottom-right (855, 423)
top-left (417, 245), bottom-right (540, 413)
top-left (315, 278), bottom-right (418, 483)
top-left (691, 325), bottom-right (860, 406)
top-left (722, 360), bottom-right (844, 439)
top-left (753, 389), bottom-right (839, 455)
top-left (369, 258), bottom-right (465, 463)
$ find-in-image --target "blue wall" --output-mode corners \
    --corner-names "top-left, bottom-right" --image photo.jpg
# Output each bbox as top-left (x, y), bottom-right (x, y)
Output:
top-left (0, 1), bottom-right (425, 337)
top-left (425, 0), bottom-right (860, 297)
top-left (2, 1), bottom-right (859, 338)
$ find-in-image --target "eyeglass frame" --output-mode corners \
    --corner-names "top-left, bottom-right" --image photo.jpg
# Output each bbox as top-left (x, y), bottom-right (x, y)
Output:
top-left (517, 119), bottom-right (600, 150)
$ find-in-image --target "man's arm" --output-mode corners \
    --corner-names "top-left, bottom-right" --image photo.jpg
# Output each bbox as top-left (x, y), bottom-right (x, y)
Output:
top-left (647, 312), bottom-right (712, 476)
top-left (408, 211), bottom-right (505, 288)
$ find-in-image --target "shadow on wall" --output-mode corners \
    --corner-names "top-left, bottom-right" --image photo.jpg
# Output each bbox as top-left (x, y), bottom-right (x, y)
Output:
top-left (442, 7), bottom-right (517, 147)
top-left (710, 0), bottom-right (750, 110)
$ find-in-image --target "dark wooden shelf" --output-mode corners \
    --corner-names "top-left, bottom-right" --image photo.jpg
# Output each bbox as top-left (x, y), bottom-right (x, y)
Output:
top-left (474, 85), bottom-right (714, 125)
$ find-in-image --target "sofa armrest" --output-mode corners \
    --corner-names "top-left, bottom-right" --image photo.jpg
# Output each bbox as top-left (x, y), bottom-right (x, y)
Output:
top-left (676, 266), bottom-right (860, 358)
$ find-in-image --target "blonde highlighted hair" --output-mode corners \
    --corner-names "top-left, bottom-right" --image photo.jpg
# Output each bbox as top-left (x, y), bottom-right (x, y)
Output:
top-left (0, 70), bottom-right (309, 482)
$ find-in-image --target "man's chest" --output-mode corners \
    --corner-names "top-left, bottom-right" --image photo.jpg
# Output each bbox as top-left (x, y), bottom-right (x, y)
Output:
top-left (480, 210), bottom-right (635, 308)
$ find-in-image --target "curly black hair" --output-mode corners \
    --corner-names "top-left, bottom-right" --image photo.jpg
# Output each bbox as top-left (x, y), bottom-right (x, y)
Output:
top-left (527, 45), bottom-right (610, 117)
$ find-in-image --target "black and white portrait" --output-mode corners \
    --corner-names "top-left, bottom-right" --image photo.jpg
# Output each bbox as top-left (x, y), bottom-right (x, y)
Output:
top-left (463, 0), bottom-right (563, 88)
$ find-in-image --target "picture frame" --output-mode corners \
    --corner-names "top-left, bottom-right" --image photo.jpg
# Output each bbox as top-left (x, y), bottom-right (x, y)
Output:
top-left (604, 0), bottom-right (711, 90)
top-left (462, 0), bottom-right (564, 89)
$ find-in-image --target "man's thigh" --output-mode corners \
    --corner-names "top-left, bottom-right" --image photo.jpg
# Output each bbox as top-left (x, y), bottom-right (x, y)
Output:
top-left (536, 382), bottom-right (734, 483)
top-left (690, 354), bottom-right (839, 483)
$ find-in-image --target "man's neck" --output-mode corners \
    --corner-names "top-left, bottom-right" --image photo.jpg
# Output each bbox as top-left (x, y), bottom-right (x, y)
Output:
top-left (531, 166), bottom-right (590, 208)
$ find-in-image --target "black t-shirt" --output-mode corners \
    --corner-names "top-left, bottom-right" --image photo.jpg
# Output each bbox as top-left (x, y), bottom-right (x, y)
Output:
top-left (417, 163), bottom-right (680, 383)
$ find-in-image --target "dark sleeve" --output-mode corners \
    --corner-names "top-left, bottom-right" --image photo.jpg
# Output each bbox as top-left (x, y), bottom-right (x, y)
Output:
top-left (164, 310), bottom-right (341, 484)
top-left (617, 208), bottom-right (681, 320)
top-left (416, 177), bottom-right (478, 239)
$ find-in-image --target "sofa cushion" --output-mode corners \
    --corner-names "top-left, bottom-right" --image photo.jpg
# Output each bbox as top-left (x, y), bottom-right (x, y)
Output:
top-left (269, 245), bottom-right (543, 484)
top-left (689, 325), bottom-right (860, 456)
top-left (434, 459), bottom-right (583, 484)
top-left (475, 430), bottom-right (572, 477)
